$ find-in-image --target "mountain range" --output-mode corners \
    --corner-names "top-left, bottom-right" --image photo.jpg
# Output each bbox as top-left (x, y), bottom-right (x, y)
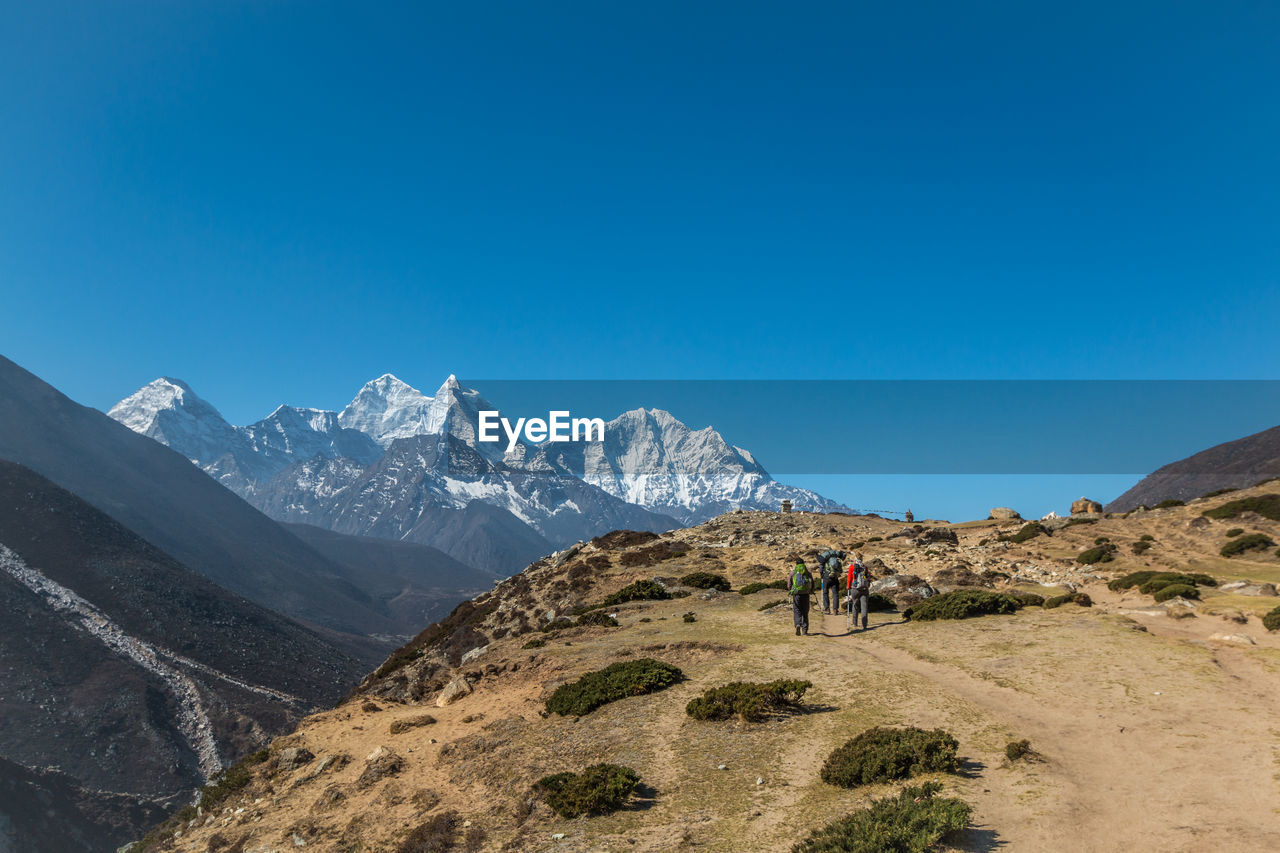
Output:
top-left (108, 373), bottom-right (839, 574)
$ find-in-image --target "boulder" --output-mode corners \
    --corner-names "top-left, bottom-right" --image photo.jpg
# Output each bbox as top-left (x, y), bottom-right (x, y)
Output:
top-left (1071, 498), bottom-right (1103, 515)
top-left (356, 746), bottom-right (405, 788)
top-left (913, 527), bottom-right (958, 546)
top-left (1208, 633), bottom-right (1255, 646)
top-left (276, 747), bottom-right (314, 772)
top-left (989, 507), bottom-right (1021, 520)
top-left (435, 676), bottom-right (473, 707)
top-left (930, 564), bottom-right (992, 590)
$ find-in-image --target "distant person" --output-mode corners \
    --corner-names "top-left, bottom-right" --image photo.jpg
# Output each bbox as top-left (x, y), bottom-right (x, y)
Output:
top-left (818, 548), bottom-right (844, 614)
top-left (847, 552), bottom-right (871, 631)
top-left (788, 560), bottom-right (814, 636)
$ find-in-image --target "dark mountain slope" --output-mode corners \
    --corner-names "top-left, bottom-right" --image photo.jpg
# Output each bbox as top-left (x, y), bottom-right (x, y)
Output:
top-left (0, 461), bottom-right (368, 850)
top-left (0, 355), bottom-right (395, 653)
top-left (1106, 423), bottom-right (1280, 511)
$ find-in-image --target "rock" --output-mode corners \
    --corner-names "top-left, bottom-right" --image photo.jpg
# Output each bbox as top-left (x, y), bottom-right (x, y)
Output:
top-left (1221, 610), bottom-right (1249, 624)
top-left (930, 564), bottom-right (992, 590)
top-left (717, 764), bottom-right (727, 770)
top-left (435, 677), bottom-right (473, 707)
top-left (276, 747), bottom-right (314, 772)
top-left (990, 507), bottom-right (1021, 520)
top-left (460, 645), bottom-right (489, 664)
top-left (1186, 516), bottom-right (1210, 529)
top-left (1071, 498), bottom-right (1103, 515)
top-left (357, 746), bottom-right (405, 788)
top-left (1208, 633), bottom-right (1255, 646)
top-left (293, 834), bottom-right (307, 847)
top-left (913, 527), bottom-right (958, 546)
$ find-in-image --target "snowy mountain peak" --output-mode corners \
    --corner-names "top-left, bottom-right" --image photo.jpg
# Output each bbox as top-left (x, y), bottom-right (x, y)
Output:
top-left (338, 374), bottom-right (435, 446)
top-left (442, 374), bottom-right (460, 390)
top-left (107, 377), bottom-right (241, 467)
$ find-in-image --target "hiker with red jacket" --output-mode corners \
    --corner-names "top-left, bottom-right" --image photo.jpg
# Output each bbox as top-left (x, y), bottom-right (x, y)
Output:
top-left (847, 552), bottom-right (871, 631)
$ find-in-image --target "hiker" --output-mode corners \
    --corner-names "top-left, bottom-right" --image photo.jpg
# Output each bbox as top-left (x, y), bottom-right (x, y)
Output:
top-left (818, 548), bottom-right (844, 614)
top-left (847, 551), bottom-right (871, 631)
top-left (788, 560), bottom-right (814, 636)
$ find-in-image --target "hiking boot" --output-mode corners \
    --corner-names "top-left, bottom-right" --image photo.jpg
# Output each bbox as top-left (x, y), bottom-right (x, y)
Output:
top-left (795, 626), bottom-right (801, 636)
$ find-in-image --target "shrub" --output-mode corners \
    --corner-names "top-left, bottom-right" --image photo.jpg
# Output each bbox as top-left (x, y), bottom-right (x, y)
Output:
top-left (1063, 517), bottom-right (1096, 527)
top-left (1109, 571), bottom-right (1216, 592)
top-left (1155, 499), bottom-right (1185, 509)
top-left (1220, 533), bottom-right (1276, 558)
top-left (904, 590), bottom-right (1022, 621)
top-left (1044, 592), bottom-right (1092, 609)
top-left (1005, 522), bottom-right (1048, 544)
top-left (1013, 592), bottom-right (1045, 607)
top-left (1093, 536), bottom-right (1110, 545)
top-left (739, 579), bottom-right (789, 595)
top-left (1153, 583), bottom-right (1199, 602)
top-left (522, 638), bottom-right (546, 649)
top-left (758, 598), bottom-right (788, 611)
top-left (576, 611), bottom-right (619, 628)
top-left (792, 782), bottom-right (970, 853)
top-left (1130, 540), bottom-right (1153, 555)
top-left (1262, 605), bottom-right (1280, 632)
top-left (1225, 528), bottom-right (1245, 538)
top-left (198, 749), bottom-right (269, 811)
top-left (682, 611), bottom-right (697, 623)
top-left (868, 592), bottom-right (897, 612)
top-left (1203, 494), bottom-right (1280, 522)
top-left (395, 810), bottom-right (464, 853)
top-left (1005, 739), bottom-right (1033, 761)
top-left (1076, 545), bottom-right (1116, 565)
top-left (1201, 487), bottom-right (1238, 499)
top-left (602, 580), bottom-right (671, 606)
top-left (680, 571), bottom-right (730, 591)
top-left (849, 540), bottom-right (867, 549)
top-left (867, 536), bottom-right (884, 542)
top-left (686, 679), bottom-right (811, 721)
top-left (545, 659), bottom-right (683, 716)
top-left (1140, 534), bottom-right (1156, 541)
top-left (540, 617), bottom-right (574, 633)
top-left (533, 764), bottom-right (640, 818)
top-left (820, 727), bottom-right (960, 788)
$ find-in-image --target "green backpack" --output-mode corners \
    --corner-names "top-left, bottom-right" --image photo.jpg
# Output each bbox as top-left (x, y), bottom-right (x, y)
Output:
top-left (790, 567), bottom-right (814, 595)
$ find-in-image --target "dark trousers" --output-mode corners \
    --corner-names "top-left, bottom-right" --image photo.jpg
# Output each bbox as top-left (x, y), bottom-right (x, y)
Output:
top-left (850, 590), bottom-right (869, 629)
top-left (821, 579), bottom-right (839, 612)
top-left (792, 594), bottom-right (810, 632)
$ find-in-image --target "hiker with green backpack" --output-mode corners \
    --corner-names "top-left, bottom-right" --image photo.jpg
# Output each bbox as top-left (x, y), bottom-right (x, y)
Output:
top-left (817, 548), bottom-right (845, 614)
top-left (789, 559), bottom-right (815, 636)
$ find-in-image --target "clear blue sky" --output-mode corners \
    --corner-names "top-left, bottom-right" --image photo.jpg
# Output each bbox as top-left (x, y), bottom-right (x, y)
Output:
top-left (3, 2), bottom-right (1278, 518)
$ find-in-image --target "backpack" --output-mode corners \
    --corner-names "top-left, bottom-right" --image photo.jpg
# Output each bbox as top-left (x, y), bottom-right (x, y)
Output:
top-left (790, 567), bottom-right (814, 595)
top-left (851, 560), bottom-right (869, 591)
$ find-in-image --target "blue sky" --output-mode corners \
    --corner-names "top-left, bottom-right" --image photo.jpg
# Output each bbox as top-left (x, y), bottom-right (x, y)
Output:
top-left (2, 1), bottom-right (1278, 519)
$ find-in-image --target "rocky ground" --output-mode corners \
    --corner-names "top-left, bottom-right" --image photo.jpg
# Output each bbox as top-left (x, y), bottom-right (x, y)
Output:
top-left (133, 485), bottom-right (1280, 853)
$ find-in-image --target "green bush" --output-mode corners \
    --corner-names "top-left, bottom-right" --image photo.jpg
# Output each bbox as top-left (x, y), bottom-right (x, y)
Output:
top-left (868, 592), bottom-right (897, 612)
top-left (1153, 583), bottom-right (1199, 602)
top-left (1044, 592), bottom-right (1092, 609)
top-left (396, 810), bottom-right (466, 853)
top-left (1108, 571), bottom-right (1216, 592)
top-left (1154, 499), bottom-right (1185, 509)
top-left (602, 580), bottom-right (671, 606)
top-left (1130, 540), bottom-right (1153, 555)
top-left (1220, 533), bottom-right (1276, 558)
top-left (680, 571), bottom-right (730, 591)
top-left (1005, 739), bottom-right (1032, 761)
top-left (792, 782), bottom-right (970, 853)
top-left (1225, 528), bottom-right (1245, 538)
top-left (1093, 536), bottom-right (1111, 545)
top-left (522, 638), bottom-right (546, 649)
top-left (1063, 517), bottom-right (1096, 527)
top-left (820, 727), bottom-right (960, 788)
top-left (1203, 494), bottom-right (1280, 522)
top-left (903, 590), bottom-right (1022, 622)
top-left (1140, 534), bottom-right (1156, 541)
top-left (1005, 522), bottom-right (1048, 544)
top-left (1262, 605), bottom-right (1280, 632)
top-left (739, 579), bottom-right (789, 595)
top-left (533, 764), bottom-right (640, 818)
top-left (1013, 592), bottom-right (1045, 607)
top-left (682, 611), bottom-right (697, 623)
top-left (686, 679), bottom-right (811, 721)
top-left (758, 598), bottom-right (788, 611)
top-left (576, 611), bottom-right (619, 628)
top-left (867, 536), bottom-right (884, 542)
top-left (1076, 545), bottom-right (1116, 565)
top-left (545, 659), bottom-right (683, 716)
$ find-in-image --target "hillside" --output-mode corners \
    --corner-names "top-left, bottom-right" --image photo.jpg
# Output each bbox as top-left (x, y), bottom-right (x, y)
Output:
top-left (0, 355), bottom-right (455, 660)
top-left (0, 461), bottom-right (361, 851)
top-left (1107, 423), bottom-right (1280, 511)
top-left (134, 488), bottom-right (1280, 852)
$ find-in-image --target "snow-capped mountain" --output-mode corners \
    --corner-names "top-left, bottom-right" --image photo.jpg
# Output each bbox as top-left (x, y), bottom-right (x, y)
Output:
top-left (109, 373), bottom-right (844, 573)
